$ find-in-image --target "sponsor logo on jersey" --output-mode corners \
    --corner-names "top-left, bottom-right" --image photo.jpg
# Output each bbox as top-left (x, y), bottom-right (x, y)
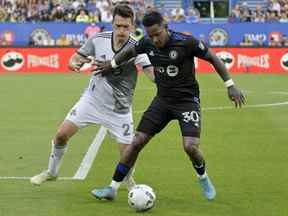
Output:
top-left (238, 54), bottom-right (269, 69)
top-left (280, 53), bottom-right (288, 70)
top-left (216, 51), bottom-right (234, 69)
top-left (169, 50), bottom-right (178, 60)
top-left (27, 54), bottom-right (59, 68)
top-left (209, 28), bottom-right (228, 46)
top-left (166, 65), bottom-right (179, 77)
top-left (1, 51), bottom-right (24, 71)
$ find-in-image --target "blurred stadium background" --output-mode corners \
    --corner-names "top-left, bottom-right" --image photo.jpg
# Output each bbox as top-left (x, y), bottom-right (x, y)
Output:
top-left (0, 1), bottom-right (288, 216)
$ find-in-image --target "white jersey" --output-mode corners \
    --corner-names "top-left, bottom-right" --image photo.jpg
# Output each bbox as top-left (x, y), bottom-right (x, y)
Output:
top-left (65, 32), bottom-right (152, 144)
top-left (77, 31), bottom-right (152, 114)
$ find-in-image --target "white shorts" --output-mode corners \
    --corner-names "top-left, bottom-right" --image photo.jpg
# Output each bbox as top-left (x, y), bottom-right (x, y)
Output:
top-left (65, 95), bottom-right (134, 144)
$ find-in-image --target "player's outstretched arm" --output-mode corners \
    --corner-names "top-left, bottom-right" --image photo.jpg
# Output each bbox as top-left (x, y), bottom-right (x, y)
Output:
top-left (68, 52), bottom-right (91, 73)
top-left (94, 44), bottom-right (137, 75)
top-left (143, 66), bottom-right (155, 82)
top-left (203, 49), bottom-right (246, 108)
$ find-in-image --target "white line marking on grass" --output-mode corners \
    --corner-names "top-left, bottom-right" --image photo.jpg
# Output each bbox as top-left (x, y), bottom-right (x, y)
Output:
top-left (73, 126), bottom-right (107, 180)
top-left (0, 177), bottom-right (74, 180)
top-left (134, 101), bottom-right (288, 114)
top-left (0, 177), bottom-right (32, 180)
top-left (269, 91), bottom-right (288, 95)
top-left (203, 101), bottom-right (288, 111)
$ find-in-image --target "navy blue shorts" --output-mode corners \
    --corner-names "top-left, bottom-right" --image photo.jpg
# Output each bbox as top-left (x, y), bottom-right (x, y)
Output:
top-left (137, 96), bottom-right (201, 137)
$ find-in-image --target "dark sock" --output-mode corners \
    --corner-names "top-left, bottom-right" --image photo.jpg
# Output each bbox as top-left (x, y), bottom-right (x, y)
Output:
top-left (193, 160), bottom-right (206, 176)
top-left (113, 163), bottom-right (131, 182)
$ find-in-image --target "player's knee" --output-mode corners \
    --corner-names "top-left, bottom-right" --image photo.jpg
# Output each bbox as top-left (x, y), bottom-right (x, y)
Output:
top-left (54, 132), bottom-right (69, 146)
top-left (131, 132), bottom-right (150, 152)
top-left (130, 138), bottom-right (144, 153)
top-left (183, 138), bottom-right (200, 155)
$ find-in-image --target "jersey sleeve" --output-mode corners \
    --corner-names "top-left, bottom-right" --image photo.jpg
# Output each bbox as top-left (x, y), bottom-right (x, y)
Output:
top-left (77, 36), bottom-right (96, 57)
top-left (186, 36), bottom-right (208, 59)
top-left (134, 54), bottom-right (152, 69)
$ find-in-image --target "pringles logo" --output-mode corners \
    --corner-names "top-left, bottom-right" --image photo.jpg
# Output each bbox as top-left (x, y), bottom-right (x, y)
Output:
top-left (216, 51), bottom-right (234, 69)
top-left (1, 51), bottom-right (24, 71)
top-left (280, 53), bottom-right (288, 70)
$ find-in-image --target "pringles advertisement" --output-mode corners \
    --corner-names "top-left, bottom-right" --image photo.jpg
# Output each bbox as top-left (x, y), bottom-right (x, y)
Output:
top-left (0, 47), bottom-right (288, 73)
top-left (0, 48), bottom-right (76, 73)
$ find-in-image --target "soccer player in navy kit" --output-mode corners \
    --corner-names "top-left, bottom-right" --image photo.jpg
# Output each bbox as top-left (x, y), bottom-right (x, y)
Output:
top-left (92, 10), bottom-right (245, 201)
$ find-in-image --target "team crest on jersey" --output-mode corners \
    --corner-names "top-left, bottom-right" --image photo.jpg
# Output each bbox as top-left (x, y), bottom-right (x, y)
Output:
top-left (169, 50), bottom-right (178, 60)
top-left (156, 66), bottom-right (165, 73)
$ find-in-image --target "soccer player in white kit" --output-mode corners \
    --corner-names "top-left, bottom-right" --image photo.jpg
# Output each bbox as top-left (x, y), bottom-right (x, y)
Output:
top-left (30, 4), bottom-right (154, 190)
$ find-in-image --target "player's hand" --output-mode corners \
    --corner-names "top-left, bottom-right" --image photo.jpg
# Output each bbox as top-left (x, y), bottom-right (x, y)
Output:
top-left (93, 60), bottom-right (113, 76)
top-left (68, 53), bottom-right (91, 73)
top-left (227, 86), bottom-right (246, 108)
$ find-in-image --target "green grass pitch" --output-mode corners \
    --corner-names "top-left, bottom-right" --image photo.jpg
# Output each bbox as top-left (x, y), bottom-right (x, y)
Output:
top-left (0, 73), bottom-right (287, 216)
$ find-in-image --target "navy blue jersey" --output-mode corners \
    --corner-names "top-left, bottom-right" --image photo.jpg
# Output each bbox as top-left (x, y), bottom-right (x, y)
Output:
top-left (135, 30), bottom-right (208, 102)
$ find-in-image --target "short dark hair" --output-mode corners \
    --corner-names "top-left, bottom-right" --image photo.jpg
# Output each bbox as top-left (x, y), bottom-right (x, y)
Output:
top-left (112, 4), bottom-right (134, 23)
top-left (112, 0), bottom-right (130, 6)
top-left (142, 11), bottom-right (164, 27)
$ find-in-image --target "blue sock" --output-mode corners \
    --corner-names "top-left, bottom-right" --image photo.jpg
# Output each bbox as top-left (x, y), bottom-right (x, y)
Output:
top-left (113, 163), bottom-right (131, 182)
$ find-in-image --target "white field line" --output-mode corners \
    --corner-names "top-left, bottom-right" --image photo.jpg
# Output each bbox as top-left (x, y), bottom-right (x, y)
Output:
top-left (203, 101), bottom-right (288, 111)
top-left (269, 91), bottom-right (288, 95)
top-left (73, 126), bottom-right (107, 180)
top-left (0, 126), bottom-right (107, 181)
top-left (134, 101), bottom-right (288, 114)
top-left (0, 177), bottom-right (75, 180)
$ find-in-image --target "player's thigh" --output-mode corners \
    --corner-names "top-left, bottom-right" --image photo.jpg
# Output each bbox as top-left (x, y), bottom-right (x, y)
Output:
top-left (137, 97), bottom-right (172, 136)
top-left (172, 102), bottom-right (201, 138)
top-left (65, 96), bottom-right (101, 128)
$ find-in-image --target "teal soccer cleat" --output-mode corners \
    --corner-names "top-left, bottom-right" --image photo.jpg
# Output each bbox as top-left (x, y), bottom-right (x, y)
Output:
top-left (91, 186), bottom-right (116, 201)
top-left (198, 175), bottom-right (216, 200)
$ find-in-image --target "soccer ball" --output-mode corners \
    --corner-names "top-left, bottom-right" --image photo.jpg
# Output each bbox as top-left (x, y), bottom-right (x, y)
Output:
top-left (128, 184), bottom-right (156, 212)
